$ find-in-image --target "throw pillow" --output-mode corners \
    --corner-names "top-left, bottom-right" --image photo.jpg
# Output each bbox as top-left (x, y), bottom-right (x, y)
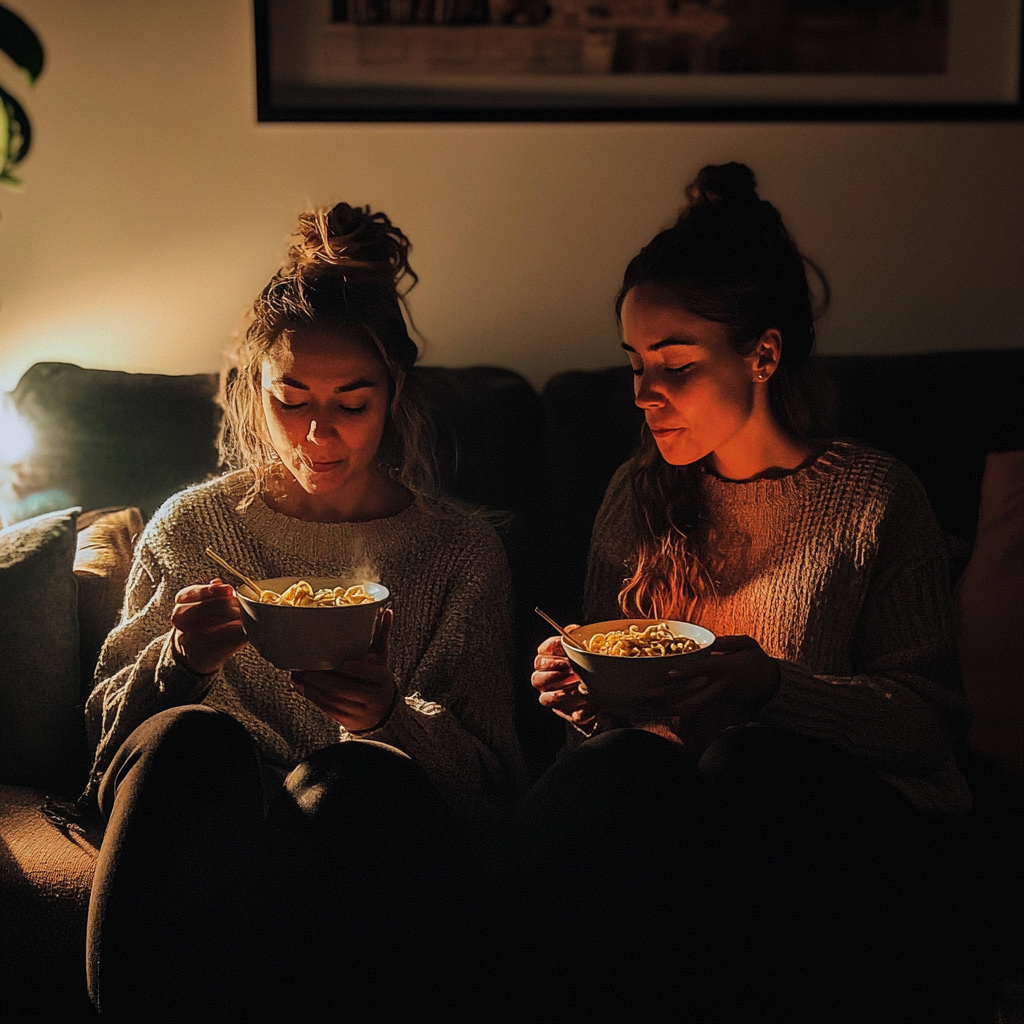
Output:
top-left (956, 451), bottom-right (1024, 776)
top-left (74, 506), bottom-right (144, 696)
top-left (0, 507), bottom-right (87, 794)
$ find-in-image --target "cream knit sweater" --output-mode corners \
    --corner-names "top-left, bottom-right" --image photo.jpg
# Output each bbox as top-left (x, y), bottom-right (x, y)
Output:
top-left (584, 441), bottom-right (971, 815)
top-left (85, 472), bottom-right (528, 822)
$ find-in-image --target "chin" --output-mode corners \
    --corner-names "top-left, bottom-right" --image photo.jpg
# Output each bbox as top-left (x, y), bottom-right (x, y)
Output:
top-left (655, 440), bottom-right (707, 468)
top-left (290, 465), bottom-right (341, 494)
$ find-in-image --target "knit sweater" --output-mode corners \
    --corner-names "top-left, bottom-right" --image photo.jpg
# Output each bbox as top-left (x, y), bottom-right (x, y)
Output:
top-left (584, 440), bottom-right (971, 815)
top-left (84, 471), bottom-right (528, 822)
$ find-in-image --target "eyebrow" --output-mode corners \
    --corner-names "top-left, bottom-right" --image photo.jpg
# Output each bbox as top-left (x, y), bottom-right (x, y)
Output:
top-left (272, 376), bottom-right (377, 393)
top-left (621, 337), bottom-right (698, 353)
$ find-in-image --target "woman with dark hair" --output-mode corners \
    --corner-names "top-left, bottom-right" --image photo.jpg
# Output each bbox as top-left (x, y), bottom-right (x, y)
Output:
top-left (82, 203), bottom-right (527, 1022)
top-left (517, 164), bottom-right (970, 1022)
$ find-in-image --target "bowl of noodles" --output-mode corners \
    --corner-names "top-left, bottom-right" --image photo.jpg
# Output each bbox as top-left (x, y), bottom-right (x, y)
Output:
top-left (236, 577), bottom-right (389, 672)
top-left (561, 619), bottom-right (715, 716)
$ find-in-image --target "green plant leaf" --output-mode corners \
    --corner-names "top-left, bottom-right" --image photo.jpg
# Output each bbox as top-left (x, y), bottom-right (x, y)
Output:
top-left (0, 5), bottom-right (45, 84)
top-left (0, 82), bottom-right (28, 165)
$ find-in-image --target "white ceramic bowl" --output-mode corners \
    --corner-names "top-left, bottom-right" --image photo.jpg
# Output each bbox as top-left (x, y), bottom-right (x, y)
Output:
top-left (562, 618), bottom-right (716, 716)
top-left (236, 577), bottom-right (389, 672)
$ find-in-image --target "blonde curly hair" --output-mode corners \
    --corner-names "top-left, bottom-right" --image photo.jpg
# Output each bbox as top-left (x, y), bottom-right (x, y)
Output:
top-left (218, 203), bottom-right (435, 508)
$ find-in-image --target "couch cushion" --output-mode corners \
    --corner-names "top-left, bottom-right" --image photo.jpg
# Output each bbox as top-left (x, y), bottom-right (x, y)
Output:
top-left (957, 452), bottom-right (1024, 776)
top-left (814, 350), bottom-right (1024, 543)
top-left (0, 507), bottom-right (86, 794)
top-left (7, 362), bottom-right (221, 523)
top-left (0, 784), bottom-right (100, 1021)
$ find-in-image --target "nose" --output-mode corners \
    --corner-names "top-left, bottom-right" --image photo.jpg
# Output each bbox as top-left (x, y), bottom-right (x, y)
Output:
top-left (634, 369), bottom-right (665, 410)
top-left (306, 418), bottom-right (335, 445)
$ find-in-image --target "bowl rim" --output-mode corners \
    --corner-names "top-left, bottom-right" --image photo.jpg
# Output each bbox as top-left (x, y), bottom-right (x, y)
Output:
top-left (562, 618), bottom-right (715, 660)
top-left (236, 577), bottom-right (390, 608)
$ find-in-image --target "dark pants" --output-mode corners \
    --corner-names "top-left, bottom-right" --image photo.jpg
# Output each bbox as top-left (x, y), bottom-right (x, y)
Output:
top-left (87, 705), bottom-right (454, 1023)
top-left (493, 726), bottom-right (964, 1024)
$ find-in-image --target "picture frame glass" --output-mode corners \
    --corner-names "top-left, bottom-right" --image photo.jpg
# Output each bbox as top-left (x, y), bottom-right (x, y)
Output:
top-left (258, 0), bottom-right (1023, 117)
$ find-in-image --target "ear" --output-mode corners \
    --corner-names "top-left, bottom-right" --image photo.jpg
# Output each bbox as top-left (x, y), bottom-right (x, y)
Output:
top-left (751, 329), bottom-right (782, 383)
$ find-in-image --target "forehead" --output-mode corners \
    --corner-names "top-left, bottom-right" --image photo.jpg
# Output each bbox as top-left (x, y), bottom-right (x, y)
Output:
top-left (262, 327), bottom-right (386, 384)
top-left (621, 284), bottom-right (730, 352)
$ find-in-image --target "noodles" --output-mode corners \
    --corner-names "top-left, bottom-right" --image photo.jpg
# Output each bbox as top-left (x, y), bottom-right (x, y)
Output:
top-left (257, 581), bottom-right (377, 607)
top-left (579, 622), bottom-right (701, 658)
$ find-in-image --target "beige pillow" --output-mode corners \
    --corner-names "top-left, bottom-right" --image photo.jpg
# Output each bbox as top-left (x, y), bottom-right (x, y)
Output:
top-left (74, 507), bottom-right (144, 693)
top-left (956, 453), bottom-right (1024, 776)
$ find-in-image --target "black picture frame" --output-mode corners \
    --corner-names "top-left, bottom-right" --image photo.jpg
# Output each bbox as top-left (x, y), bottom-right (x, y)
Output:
top-left (255, 0), bottom-right (1024, 122)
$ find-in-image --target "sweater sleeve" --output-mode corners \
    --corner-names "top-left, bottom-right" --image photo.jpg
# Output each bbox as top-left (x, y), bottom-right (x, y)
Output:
top-left (83, 536), bottom-right (216, 804)
top-left (364, 522), bottom-right (530, 823)
top-left (756, 468), bottom-right (972, 813)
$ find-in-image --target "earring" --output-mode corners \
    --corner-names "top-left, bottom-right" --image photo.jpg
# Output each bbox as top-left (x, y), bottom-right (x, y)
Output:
top-left (757, 371), bottom-right (768, 380)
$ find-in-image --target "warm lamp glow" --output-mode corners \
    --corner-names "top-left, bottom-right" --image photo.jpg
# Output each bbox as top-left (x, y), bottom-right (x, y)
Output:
top-left (0, 396), bottom-right (34, 464)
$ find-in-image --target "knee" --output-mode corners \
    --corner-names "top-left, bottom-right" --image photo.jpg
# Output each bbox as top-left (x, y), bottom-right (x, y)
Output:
top-left (100, 706), bottom-right (255, 819)
top-left (520, 728), bottom-right (694, 846)
top-left (530, 727), bottom-right (691, 802)
top-left (282, 740), bottom-right (445, 822)
top-left (129, 705), bottom-right (251, 763)
top-left (699, 725), bottom-right (859, 786)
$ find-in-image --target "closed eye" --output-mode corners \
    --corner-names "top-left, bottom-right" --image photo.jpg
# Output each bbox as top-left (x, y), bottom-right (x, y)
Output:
top-left (340, 405), bottom-right (367, 414)
top-left (666, 363), bottom-right (695, 375)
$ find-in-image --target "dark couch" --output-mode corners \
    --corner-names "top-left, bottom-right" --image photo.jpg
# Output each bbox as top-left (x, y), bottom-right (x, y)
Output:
top-left (1, 351), bottom-right (1021, 1022)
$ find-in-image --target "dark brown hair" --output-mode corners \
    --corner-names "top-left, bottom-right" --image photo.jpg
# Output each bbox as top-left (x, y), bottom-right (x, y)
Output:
top-left (616, 163), bottom-right (829, 618)
top-left (218, 203), bottom-right (434, 507)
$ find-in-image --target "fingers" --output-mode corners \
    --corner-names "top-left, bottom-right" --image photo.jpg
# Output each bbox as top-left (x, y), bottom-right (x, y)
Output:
top-left (532, 666), bottom-right (582, 693)
top-left (293, 682), bottom-right (376, 718)
top-left (708, 634), bottom-right (756, 653)
top-left (536, 628), bottom-right (580, 659)
top-left (171, 596), bottom-right (241, 632)
top-left (533, 632), bottom-right (582, 694)
top-left (174, 580), bottom-right (236, 605)
top-left (296, 660), bottom-right (392, 691)
top-left (290, 670), bottom-right (397, 731)
top-left (662, 635), bottom-right (756, 679)
top-left (537, 687), bottom-right (590, 713)
top-left (172, 582), bottom-right (240, 624)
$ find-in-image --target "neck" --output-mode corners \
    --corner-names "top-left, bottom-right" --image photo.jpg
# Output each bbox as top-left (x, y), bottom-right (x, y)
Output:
top-left (709, 411), bottom-right (814, 483)
top-left (263, 466), bottom-right (412, 523)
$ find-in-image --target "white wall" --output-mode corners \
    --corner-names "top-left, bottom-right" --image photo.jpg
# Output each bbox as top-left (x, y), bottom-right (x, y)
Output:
top-left (0, 0), bottom-right (1022, 393)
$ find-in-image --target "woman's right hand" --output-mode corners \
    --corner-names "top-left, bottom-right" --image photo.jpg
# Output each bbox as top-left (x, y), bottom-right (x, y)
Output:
top-left (170, 578), bottom-right (248, 675)
top-left (532, 632), bottom-right (613, 736)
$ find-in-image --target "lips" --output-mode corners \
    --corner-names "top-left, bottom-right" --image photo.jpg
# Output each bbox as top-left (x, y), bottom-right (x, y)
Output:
top-left (306, 458), bottom-right (345, 473)
top-left (649, 425), bottom-right (683, 438)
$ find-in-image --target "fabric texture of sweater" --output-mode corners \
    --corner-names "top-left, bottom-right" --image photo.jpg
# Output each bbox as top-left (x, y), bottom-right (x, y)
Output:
top-left (584, 440), bottom-right (971, 815)
top-left (84, 471), bottom-right (528, 822)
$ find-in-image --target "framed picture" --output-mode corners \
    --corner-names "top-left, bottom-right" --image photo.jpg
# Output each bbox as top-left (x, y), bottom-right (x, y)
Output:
top-left (255, 0), bottom-right (1024, 121)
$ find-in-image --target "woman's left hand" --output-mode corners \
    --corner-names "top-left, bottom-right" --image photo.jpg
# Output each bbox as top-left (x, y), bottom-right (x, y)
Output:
top-left (635, 634), bottom-right (781, 755)
top-left (291, 608), bottom-right (398, 733)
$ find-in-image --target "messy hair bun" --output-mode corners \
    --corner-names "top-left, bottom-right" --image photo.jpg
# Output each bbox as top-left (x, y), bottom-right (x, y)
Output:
top-left (249, 203), bottom-right (420, 374)
top-left (219, 201), bottom-right (433, 507)
top-left (285, 203), bottom-right (418, 295)
top-left (684, 161), bottom-right (758, 207)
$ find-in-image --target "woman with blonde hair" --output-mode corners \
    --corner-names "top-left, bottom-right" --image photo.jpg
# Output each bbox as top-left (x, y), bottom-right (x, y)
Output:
top-left (82, 202), bottom-right (526, 1022)
top-left (516, 163), bottom-right (970, 1022)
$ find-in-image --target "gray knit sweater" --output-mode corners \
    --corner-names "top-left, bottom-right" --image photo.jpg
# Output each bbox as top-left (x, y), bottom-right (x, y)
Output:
top-left (584, 441), bottom-right (971, 815)
top-left (84, 471), bottom-right (528, 822)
